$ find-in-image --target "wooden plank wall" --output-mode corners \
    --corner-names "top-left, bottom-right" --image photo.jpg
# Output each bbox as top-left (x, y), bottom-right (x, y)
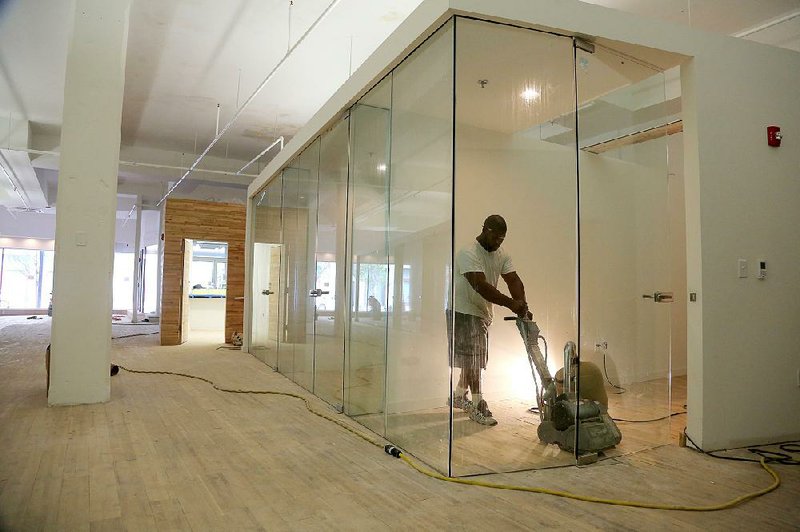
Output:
top-left (161, 199), bottom-right (247, 345)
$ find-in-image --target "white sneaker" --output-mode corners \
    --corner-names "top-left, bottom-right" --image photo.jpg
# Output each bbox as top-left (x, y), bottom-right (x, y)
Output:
top-left (468, 404), bottom-right (498, 426)
top-left (447, 394), bottom-right (473, 412)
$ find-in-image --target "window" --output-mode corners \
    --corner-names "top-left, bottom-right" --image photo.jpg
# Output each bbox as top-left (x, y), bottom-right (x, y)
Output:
top-left (190, 241), bottom-right (228, 297)
top-left (0, 248), bottom-right (55, 309)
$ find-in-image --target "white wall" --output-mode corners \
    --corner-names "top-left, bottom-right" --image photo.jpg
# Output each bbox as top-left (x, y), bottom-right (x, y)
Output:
top-left (456, 126), bottom-right (675, 394)
top-left (189, 297), bottom-right (225, 333)
top-left (683, 43), bottom-right (800, 449)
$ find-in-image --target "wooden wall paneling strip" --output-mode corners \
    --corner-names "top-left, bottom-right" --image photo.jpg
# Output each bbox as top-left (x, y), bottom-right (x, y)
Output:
top-left (161, 199), bottom-right (247, 345)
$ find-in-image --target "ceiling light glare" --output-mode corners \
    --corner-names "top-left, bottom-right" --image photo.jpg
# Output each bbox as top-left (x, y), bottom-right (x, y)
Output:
top-left (377, 163), bottom-right (387, 173)
top-left (521, 87), bottom-right (540, 102)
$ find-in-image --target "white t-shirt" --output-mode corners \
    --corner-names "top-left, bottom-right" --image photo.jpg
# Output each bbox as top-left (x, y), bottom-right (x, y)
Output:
top-left (454, 240), bottom-right (515, 323)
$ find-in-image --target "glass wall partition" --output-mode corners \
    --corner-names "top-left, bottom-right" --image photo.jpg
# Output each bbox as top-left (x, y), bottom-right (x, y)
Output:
top-left (247, 13), bottom-right (677, 477)
top-left (251, 176), bottom-right (283, 368)
top-left (385, 20), bottom-right (454, 475)
top-left (575, 44), bottom-right (674, 451)
top-left (278, 168), bottom-right (299, 379)
top-left (452, 18), bottom-right (579, 475)
top-left (279, 141), bottom-right (322, 392)
top-left (313, 117), bottom-right (350, 409)
top-left (297, 141), bottom-right (322, 392)
top-left (344, 77), bottom-right (392, 435)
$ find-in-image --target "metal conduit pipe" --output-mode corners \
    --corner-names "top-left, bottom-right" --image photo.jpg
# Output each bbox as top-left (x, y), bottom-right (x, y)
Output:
top-left (2, 147), bottom-right (258, 178)
top-left (155, 0), bottom-right (342, 207)
top-left (237, 136), bottom-right (284, 175)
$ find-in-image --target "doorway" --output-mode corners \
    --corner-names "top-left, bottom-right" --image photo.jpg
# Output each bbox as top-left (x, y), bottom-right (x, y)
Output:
top-left (251, 242), bottom-right (282, 365)
top-left (181, 239), bottom-right (229, 343)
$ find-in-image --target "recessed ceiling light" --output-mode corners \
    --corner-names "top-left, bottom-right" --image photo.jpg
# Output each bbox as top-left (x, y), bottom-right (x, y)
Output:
top-left (521, 87), bottom-right (540, 102)
top-left (377, 163), bottom-right (387, 172)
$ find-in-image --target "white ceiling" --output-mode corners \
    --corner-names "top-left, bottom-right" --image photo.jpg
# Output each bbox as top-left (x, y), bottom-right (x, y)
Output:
top-left (0, 0), bottom-right (799, 226)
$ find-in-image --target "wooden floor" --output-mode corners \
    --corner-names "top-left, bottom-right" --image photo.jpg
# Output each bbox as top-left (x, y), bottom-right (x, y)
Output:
top-left (1, 317), bottom-right (799, 531)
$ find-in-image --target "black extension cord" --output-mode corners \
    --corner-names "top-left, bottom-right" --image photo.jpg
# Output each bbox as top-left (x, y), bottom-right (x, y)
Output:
top-left (684, 430), bottom-right (800, 466)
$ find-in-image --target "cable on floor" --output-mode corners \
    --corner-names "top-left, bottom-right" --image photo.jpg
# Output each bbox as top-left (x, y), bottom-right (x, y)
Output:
top-left (116, 365), bottom-right (383, 451)
top-left (602, 352), bottom-right (626, 394)
top-left (115, 365), bottom-right (781, 511)
top-left (612, 411), bottom-right (686, 423)
top-left (394, 449), bottom-right (778, 511)
top-left (684, 430), bottom-right (800, 466)
top-left (111, 332), bottom-right (159, 340)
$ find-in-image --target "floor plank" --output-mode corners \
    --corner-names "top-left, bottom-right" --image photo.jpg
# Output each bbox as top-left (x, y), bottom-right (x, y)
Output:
top-left (0, 317), bottom-right (798, 531)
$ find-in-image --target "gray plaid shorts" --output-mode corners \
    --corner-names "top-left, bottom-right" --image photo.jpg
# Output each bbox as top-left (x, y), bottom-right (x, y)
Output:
top-left (446, 311), bottom-right (489, 369)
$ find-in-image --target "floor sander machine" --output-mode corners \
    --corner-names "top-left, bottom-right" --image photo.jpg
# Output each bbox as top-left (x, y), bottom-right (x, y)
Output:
top-left (506, 316), bottom-right (622, 457)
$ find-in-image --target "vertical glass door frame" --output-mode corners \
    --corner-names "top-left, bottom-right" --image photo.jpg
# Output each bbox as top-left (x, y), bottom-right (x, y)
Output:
top-left (572, 37), bottom-right (583, 461)
top-left (447, 15), bottom-right (457, 478)
top-left (574, 39), bottom-right (673, 460)
top-left (312, 115), bottom-right (352, 411)
top-left (448, 15), bottom-right (580, 476)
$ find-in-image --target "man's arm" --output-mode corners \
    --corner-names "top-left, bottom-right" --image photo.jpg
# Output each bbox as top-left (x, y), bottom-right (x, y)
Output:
top-left (502, 271), bottom-right (526, 302)
top-left (502, 271), bottom-right (532, 319)
top-left (464, 271), bottom-right (527, 316)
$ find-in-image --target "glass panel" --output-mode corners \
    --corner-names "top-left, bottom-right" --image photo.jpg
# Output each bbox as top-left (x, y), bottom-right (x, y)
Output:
top-left (251, 176), bottom-right (283, 368)
top-left (281, 142), bottom-right (321, 392)
top-left (112, 252), bottom-right (135, 311)
top-left (313, 118), bottom-right (350, 409)
top-left (189, 261), bottom-right (214, 290)
top-left (189, 241), bottom-right (227, 295)
top-left (345, 77), bottom-right (392, 436)
top-left (40, 250), bottom-right (54, 309)
top-left (279, 168), bottom-right (300, 380)
top-left (452, 18), bottom-right (578, 475)
top-left (575, 44), bottom-right (672, 456)
top-left (143, 245), bottom-right (158, 314)
top-left (385, 20), bottom-right (453, 475)
top-left (297, 140), bottom-right (321, 392)
top-left (0, 249), bottom-right (42, 308)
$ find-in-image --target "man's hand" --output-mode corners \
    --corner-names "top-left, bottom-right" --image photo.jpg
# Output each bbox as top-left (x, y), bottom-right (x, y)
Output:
top-left (509, 299), bottom-right (528, 318)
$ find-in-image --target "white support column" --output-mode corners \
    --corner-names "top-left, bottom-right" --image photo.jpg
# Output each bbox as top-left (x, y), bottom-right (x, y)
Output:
top-left (131, 195), bottom-right (142, 323)
top-left (49, 0), bottom-right (131, 405)
top-left (155, 190), bottom-right (166, 317)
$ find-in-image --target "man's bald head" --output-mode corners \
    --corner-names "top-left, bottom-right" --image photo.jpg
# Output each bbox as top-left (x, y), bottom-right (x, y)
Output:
top-left (483, 215), bottom-right (507, 233)
top-left (478, 215), bottom-right (507, 252)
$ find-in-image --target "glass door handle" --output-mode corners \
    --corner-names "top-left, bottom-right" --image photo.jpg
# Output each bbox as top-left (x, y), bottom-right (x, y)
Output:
top-left (642, 291), bottom-right (673, 302)
top-left (261, 289), bottom-right (273, 296)
top-left (309, 288), bottom-right (330, 297)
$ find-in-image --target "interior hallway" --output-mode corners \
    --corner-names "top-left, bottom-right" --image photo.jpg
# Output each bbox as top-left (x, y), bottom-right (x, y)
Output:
top-left (1, 317), bottom-right (798, 530)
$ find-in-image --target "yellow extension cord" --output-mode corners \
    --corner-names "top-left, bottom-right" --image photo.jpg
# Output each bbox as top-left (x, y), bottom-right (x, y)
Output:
top-left (117, 364), bottom-right (781, 512)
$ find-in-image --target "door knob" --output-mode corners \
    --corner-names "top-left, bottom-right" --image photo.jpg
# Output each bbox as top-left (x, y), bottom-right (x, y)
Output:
top-left (309, 288), bottom-right (330, 297)
top-left (642, 291), bottom-right (673, 303)
top-left (262, 289), bottom-right (273, 295)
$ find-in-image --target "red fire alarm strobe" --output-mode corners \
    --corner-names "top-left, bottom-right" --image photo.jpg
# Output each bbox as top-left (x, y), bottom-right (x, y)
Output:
top-left (767, 125), bottom-right (782, 147)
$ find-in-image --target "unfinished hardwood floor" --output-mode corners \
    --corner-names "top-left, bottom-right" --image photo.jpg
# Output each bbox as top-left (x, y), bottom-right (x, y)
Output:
top-left (1, 317), bottom-right (799, 530)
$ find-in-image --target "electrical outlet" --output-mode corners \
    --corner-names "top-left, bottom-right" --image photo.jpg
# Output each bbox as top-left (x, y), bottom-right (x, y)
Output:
top-left (738, 259), bottom-right (748, 278)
